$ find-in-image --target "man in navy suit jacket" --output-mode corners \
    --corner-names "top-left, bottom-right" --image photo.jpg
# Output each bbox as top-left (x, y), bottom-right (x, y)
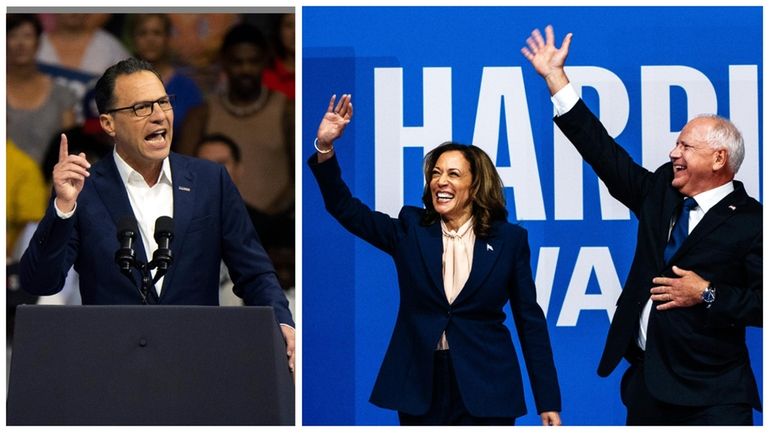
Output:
top-left (522, 26), bottom-right (761, 425)
top-left (19, 58), bottom-right (295, 371)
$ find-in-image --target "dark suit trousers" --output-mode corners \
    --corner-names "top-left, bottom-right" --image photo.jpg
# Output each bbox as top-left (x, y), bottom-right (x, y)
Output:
top-left (398, 351), bottom-right (516, 426)
top-left (621, 349), bottom-right (753, 426)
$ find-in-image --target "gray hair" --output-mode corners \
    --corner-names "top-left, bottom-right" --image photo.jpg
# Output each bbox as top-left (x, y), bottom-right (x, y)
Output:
top-left (693, 114), bottom-right (745, 174)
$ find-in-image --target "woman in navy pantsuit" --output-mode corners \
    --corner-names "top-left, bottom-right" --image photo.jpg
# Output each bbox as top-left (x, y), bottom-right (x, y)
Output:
top-left (309, 94), bottom-right (562, 426)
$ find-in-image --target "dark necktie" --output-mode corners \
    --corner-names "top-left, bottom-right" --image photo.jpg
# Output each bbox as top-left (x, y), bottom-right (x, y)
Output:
top-left (663, 197), bottom-right (698, 263)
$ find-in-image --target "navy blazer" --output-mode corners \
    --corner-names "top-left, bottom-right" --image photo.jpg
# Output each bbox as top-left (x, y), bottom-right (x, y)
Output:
top-left (555, 99), bottom-right (761, 409)
top-left (20, 152), bottom-right (293, 327)
top-left (309, 154), bottom-right (561, 418)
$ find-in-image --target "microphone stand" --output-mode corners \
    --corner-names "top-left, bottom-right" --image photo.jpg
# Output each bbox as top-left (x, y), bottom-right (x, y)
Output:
top-left (119, 258), bottom-right (169, 305)
top-left (116, 216), bottom-right (173, 305)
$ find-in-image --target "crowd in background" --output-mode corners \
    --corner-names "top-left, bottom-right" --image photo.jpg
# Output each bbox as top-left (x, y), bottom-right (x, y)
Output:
top-left (6, 12), bottom-right (296, 341)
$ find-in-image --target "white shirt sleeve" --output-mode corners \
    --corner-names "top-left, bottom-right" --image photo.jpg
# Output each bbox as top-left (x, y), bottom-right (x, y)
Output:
top-left (551, 83), bottom-right (580, 116)
top-left (54, 199), bottom-right (77, 219)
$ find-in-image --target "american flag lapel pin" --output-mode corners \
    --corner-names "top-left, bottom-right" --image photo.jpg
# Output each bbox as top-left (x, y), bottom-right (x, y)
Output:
top-left (178, 186), bottom-right (191, 192)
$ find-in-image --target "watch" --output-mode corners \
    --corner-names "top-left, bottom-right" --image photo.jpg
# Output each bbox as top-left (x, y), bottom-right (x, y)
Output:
top-left (702, 285), bottom-right (716, 306)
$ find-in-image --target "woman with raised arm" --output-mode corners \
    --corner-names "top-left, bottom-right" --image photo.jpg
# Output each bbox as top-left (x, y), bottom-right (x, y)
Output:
top-left (308, 94), bottom-right (562, 426)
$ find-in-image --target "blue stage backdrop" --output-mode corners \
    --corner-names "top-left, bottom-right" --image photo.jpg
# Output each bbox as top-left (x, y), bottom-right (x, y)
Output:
top-left (302, 6), bottom-right (762, 426)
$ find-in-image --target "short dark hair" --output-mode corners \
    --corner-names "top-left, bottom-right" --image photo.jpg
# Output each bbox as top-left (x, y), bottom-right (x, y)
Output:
top-left (7, 14), bottom-right (43, 38)
top-left (94, 57), bottom-right (162, 114)
top-left (421, 142), bottom-right (508, 238)
top-left (130, 13), bottom-right (172, 38)
top-left (220, 22), bottom-right (268, 56)
top-left (195, 133), bottom-right (242, 163)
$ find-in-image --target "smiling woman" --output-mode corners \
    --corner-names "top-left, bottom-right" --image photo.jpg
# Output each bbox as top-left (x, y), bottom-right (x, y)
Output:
top-left (422, 143), bottom-right (508, 238)
top-left (308, 94), bottom-right (562, 426)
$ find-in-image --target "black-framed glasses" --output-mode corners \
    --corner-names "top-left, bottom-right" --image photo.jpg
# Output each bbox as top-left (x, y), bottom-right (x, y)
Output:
top-left (107, 95), bottom-right (175, 118)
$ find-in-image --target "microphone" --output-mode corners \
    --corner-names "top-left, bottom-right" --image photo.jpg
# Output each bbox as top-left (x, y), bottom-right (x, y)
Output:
top-left (152, 216), bottom-right (174, 273)
top-left (115, 216), bottom-right (138, 275)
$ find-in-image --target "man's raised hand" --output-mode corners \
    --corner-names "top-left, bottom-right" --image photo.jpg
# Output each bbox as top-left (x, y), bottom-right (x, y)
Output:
top-left (521, 25), bottom-right (573, 95)
top-left (52, 133), bottom-right (91, 213)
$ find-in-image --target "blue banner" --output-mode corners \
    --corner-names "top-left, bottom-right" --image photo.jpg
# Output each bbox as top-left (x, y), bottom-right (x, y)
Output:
top-left (302, 6), bottom-right (762, 425)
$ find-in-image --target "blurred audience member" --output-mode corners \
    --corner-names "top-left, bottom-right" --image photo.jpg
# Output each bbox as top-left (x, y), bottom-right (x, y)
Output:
top-left (37, 13), bottom-right (129, 76)
top-left (195, 134), bottom-right (295, 298)
top-left (179, 23), bottom-right (294, 219)
top-left (167, 14), bottom-right (239, 68)
top-left (127, 13), bottom-right (203, 135)
top-left (262, 13), bottom-right (295, 100)
top-left (194, 133), bottom-right (296, 249)
top-left (35, 14), bottom-right (130, 129)
top-left (6, 139), bottom-right (47, 343)
top-left (7, 14), bottom-right (77, 164)
top-left (6, 140), bottom-right (47, 259)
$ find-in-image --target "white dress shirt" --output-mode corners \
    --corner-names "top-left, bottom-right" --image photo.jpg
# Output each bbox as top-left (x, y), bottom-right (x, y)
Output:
top-left (113, 151), bottom-right (174, 295)
top-left (551, 82), bottom-right (581, 116)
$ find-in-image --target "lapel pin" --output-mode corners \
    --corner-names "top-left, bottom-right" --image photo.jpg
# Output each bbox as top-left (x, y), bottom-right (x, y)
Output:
top-left (486, 243), bottom-right (493, 252)
top-left (728, 205), bottom-right (736, 211)
top-left (178, 186), bottom-right (191, 192)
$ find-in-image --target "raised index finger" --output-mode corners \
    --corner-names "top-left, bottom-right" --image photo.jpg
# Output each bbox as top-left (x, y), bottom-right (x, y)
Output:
top-left (58, 133), bottom-right (69, 162)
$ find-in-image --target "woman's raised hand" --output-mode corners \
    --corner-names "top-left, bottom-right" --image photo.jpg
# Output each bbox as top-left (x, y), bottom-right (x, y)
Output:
top-left (316, 93), bottom-right (353, 152)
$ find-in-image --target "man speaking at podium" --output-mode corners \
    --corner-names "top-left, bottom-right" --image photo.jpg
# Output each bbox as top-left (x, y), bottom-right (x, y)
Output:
top-left (18, 58), bottom-right (295, 371)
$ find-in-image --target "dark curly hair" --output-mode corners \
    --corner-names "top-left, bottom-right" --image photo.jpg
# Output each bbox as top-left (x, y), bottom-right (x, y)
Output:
top-left (421, 142), bottom-right (508, 238)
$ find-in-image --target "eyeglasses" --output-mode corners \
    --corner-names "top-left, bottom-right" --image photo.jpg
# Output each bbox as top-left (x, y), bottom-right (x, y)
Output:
top-left (107, 95), bottom-right (175, 118)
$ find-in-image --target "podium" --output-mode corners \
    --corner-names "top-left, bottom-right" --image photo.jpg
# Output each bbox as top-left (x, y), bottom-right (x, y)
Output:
top-left (7, 305), bottom-right (294, 425)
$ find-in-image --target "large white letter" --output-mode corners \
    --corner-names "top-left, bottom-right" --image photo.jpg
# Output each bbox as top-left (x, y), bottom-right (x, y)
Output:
top-left (554, 66), bottom-right (630, 221)
top-left (556, 247), bottom-right (622, 327)
top-left (729, 65), bottom-right (759, 199)
top-left (374, 67), bottom-right (453, 215)
top-left (472, 67), bottom-right (545, 220)
top-left (534, 247), bottom-right (560, 316)
top-left (641, 66), bottom-right (717, 170)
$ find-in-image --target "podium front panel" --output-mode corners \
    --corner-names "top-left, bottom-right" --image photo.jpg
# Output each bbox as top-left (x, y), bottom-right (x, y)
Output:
top-left (7, 305), bottom-right (294, 425)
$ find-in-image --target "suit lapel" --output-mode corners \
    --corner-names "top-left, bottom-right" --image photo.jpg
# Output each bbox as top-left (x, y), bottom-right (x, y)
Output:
top-left (161, 153), bottom-right (196, 298)
top-left (668, 183), bottom-right (747, 264)
top-left (454, 224), bottom-right (503, 304)
top-left (416, 221), bottom-right (445, 302)
top-left (656, 187), bottom-right (683, 268)
top-left (91, 154), bottom-right (150, 264)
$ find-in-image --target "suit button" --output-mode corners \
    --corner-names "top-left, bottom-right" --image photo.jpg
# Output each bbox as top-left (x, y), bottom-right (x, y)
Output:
top-left (447, 310), bottom-right (452, 317)
top-left (139, 338), bottom-right (147, 347)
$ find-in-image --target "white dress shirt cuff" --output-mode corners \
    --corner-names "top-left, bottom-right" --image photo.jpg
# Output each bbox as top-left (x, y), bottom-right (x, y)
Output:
top-left (551, 83), bottom-right (580, 117)
top-left (54, 199), bottom-right (77, 219)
